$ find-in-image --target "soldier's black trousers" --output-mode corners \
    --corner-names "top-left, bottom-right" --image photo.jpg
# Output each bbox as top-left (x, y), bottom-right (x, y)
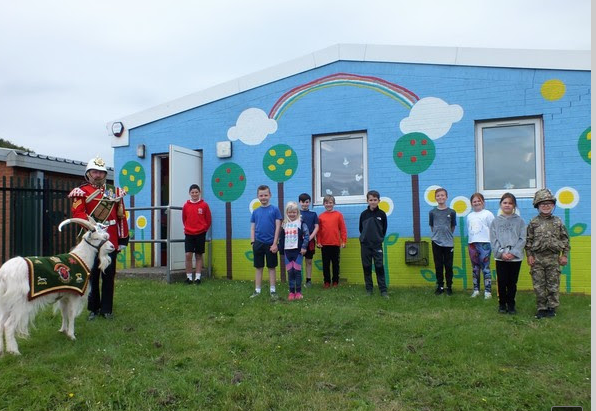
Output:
top-left (88, 250), bottom-right (118, 315)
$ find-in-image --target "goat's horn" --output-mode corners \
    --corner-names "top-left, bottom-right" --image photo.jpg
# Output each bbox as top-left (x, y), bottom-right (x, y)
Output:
top-left (58, 218), bottom-right (96, 232)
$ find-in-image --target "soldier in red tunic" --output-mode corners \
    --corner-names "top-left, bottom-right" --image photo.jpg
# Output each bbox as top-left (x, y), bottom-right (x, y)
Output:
top-left (68, 157), bottom-right (129, 320)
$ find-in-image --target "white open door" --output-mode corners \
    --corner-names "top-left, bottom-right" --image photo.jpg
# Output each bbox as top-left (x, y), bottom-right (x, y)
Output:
top-left (169, 145), bottom-right (203, 271)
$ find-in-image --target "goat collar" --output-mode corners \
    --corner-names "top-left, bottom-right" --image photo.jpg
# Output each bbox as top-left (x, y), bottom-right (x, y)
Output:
top-left (84, 237), bottom-right (109, 251)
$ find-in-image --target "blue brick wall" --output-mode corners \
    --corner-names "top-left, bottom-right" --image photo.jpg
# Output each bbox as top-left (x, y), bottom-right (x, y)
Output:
top-left (115, 60), bottom-right (591, 246)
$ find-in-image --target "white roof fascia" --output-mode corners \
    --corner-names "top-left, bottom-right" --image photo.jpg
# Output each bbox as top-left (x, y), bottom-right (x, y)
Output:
top-left (108, 43), bottom-right (591, 147)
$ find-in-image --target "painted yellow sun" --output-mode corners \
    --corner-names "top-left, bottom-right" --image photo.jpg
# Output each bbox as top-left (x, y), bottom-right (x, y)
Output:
top-left (541, 79), bottom-right (566, 101)
top-left (136, 215), bottom-right (147, 229)
top-left (378, 197), bottom-right (394, 216)
top-left (555, 187), bottom-right (579, 209)
top-left (450, 196), bottom-right (471, 217)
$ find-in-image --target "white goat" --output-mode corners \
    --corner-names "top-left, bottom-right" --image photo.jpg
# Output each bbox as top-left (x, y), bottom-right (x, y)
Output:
top-left (0, 218), bottom-right (114, 355)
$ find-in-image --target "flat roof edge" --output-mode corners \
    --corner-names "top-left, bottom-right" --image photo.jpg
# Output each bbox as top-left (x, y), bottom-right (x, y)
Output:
top-left (108, 43), bottom-right (591, 146)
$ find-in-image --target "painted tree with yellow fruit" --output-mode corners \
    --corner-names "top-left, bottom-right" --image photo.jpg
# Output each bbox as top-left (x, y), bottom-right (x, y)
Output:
top-left (263, 144), bottom-right (298, 282)
top-left (118, 161), bottom-right (146, 268)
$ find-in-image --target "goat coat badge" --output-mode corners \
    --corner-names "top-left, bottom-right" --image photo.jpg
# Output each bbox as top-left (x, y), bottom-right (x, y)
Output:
top-left (25, 253), bottom-right (91, 300)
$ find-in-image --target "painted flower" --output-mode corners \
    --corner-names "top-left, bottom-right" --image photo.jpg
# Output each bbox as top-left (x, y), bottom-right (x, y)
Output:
top-left (136, 215), bottom-right (147, 230)
top-left (450, 196), bottom-right (471, 217)
top-left (379, 197), bottom-right (394, 216)
top-left (249, 198), bottom-right (261, 213)
top-left (555, 187), bottom-right (579, 209)
top-left (423, 185), bottom-right (442, 206)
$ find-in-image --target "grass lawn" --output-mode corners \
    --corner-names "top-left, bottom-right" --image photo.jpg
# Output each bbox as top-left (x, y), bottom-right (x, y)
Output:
top-left (0, 277), bottom-right (590, 411)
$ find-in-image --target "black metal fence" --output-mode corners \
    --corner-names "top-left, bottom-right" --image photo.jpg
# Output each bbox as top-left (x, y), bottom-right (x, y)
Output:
top-left (0, 177), bottom-right (79, 264)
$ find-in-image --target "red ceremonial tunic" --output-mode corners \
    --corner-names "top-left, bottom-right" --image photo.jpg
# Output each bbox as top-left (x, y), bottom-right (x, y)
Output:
top-left (68, 183), bottom-right (129, 248)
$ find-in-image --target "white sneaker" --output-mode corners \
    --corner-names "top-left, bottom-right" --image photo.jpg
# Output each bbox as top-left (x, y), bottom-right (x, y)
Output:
top-left (471, 290), bottom-right (480, 298)
top-left (484, 291), bottom-right (492, 299)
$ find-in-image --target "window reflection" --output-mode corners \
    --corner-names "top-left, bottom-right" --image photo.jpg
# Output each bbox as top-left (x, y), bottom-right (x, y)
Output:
top-left (320, 137), bottom-right (364, 197)
top-left (482, 124), bottom-right (537, 190)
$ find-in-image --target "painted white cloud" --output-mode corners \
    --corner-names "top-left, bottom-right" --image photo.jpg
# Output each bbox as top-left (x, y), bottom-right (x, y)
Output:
top-left (399, 97), bottom-right (463, 140)
top-left (227, 107), bottom-right (278, 145)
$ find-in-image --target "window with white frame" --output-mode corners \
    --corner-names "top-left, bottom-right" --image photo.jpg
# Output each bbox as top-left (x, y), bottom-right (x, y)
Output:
top-left (313, 132), bottom-right (368, 204)
top-left (475, 117), bottom-right (544, 198)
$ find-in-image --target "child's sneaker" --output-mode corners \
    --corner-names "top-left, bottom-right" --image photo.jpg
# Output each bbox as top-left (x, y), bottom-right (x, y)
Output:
top-left (535, 310), bottom-right (547, 319)
top-left (323, 282), bottom-right (331, 289)
top-left (294, 292), bottom-right (303, 300)
top-left (305, 280), bottom-right (313, 288)
top-left (288, 293), bottom-right (295, 301)
top-left (484, 291), bottom-right (492, 299)
top-left (546, 307), bottom-right (556, 317)
top-left (250, 291), bottom-right (261, 298)
top-left (434, 286), bottom-right (444, 295)
top-left (471, 290), bottom-right (480, 298)
top-left (270, 292), bottom-right (279, 301)
top-left (332, 281), bottom-right (339, 287)
top-left (445, 287), bottom-right (453, 296)
top-left (184, 278), bottom-right (193, 285)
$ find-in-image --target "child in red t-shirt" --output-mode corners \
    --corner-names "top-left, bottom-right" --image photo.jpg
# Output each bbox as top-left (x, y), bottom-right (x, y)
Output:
top-left (316, 195), bottom-right (347, 287)
top-left (182, 184), bottom-right (212, 284)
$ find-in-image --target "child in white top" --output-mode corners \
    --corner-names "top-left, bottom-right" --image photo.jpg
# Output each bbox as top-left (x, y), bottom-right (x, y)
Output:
top-left (466, 192), bottom-right (495, 299)
top-left (279, 202), bottom-right (310, 300)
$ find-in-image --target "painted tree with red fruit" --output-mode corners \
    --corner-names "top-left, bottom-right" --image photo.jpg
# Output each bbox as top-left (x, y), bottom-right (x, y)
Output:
top-left (212, 163), bottom-right (247, 279)
top-left (393, 132), bottom-right (436, 241)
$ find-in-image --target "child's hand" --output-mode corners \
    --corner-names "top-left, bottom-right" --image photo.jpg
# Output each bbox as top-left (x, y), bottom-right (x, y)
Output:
top-left (316, 243), bottom-right (322, 248)
top-left (270, 244), bottom-right (278, 253)
top-left (300, 249), bottom-right (306, 256)
top-left (527, 256), bottom-right (535, 266)
top-left (341, 243), bottom-right (346, 248)
top-left (559, 255), bottom-right (568, 266)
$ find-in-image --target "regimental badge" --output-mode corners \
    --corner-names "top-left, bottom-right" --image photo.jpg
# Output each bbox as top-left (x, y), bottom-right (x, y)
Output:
top-left (93, 157), bottom-right (106, 168)
top-left (37, 277), bottom-right (48, 285)
top-left (68, 257), bottom-right (77, 265)
top-left (54, 263), bottom-right (71, 283)
top-left (50, 256), bottom-right (60, 263)
top-left (75, 273), bottom-right (83, 283)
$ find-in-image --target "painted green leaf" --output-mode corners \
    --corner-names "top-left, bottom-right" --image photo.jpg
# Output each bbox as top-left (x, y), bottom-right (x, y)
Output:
top-left (263, 144), bottom-right (298, 183)
top-left (245, 250), bottom-right (254, 262)
top-left (119, 161), bottom-right (146, 195)
top-left (212, 163), bottom-right (247, 202)
top-left (393, 132), bottom-right (436, 175)
top-left (420, 269), bottom-right (436, 282)
top-left (570, 223), bottom-right (586, 236)
top-left (385, 233), bottom-right (399, 246)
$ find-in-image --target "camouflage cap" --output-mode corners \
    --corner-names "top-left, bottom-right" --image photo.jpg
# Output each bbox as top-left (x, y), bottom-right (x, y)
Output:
top-left (533, 188), bottom-right (556, 208)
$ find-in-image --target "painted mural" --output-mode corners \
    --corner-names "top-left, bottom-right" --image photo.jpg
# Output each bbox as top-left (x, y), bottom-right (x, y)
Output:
top-left (117, 161), bottom-right (151, 268)
top-left (114, 67), bottom-right (590, 294)
top-left (212, 162), bottom-right (247, 279)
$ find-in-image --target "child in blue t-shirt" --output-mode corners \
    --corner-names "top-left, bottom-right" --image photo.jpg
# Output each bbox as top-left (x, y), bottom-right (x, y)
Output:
top-left (298, 193), bottom-right (319, 287)
top-left (250, 185), bottom-right (282, 300)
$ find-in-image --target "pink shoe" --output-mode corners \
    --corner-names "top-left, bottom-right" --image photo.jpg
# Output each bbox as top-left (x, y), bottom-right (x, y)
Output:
top-left (294, 292), bottom-right (303, 300)
top-left (288, 293), bottom-right (295, 301)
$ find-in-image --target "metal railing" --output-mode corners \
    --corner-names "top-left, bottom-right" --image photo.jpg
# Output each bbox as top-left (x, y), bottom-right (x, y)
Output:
top-left (127, 205), bottom-right (212, 283)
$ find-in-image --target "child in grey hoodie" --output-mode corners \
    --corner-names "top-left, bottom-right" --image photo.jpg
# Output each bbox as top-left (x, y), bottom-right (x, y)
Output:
top-left (489, 193), bottom-right (526, 315)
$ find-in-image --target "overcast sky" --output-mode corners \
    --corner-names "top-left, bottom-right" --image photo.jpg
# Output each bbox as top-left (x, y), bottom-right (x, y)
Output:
top-left (0, 0), bottom-right (590, 167)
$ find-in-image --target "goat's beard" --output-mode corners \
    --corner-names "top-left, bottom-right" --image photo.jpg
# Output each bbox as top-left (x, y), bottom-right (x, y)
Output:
top-left (97, 252), bottom-right (112, 272)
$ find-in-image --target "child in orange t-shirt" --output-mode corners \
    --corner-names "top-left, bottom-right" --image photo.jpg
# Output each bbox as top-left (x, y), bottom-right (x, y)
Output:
top-left (317, 195), bottom-right (347, 287)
